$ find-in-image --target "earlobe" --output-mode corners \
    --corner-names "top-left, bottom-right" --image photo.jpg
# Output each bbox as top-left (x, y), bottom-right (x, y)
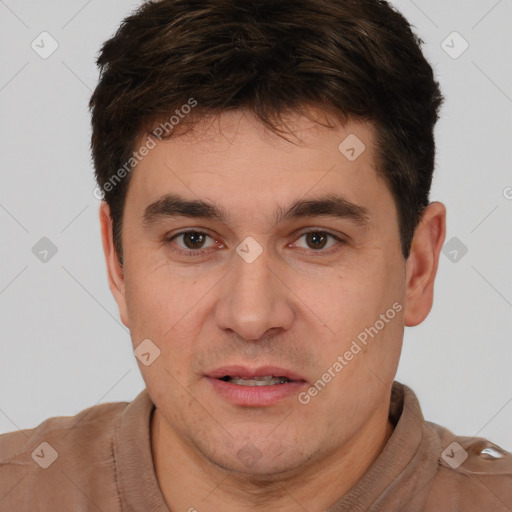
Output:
top-left (403, 202), bottom-right (446, 327)
top-left (99, 202), bottom-right (130, 328)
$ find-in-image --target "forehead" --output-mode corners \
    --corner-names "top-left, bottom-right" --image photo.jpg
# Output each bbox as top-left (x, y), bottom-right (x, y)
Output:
top-left (124, 109), bottom-right (396, 229)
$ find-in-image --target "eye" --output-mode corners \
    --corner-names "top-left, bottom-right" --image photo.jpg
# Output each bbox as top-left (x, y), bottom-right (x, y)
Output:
top-left (292, 230), bottom-right (343, 252)
top-left (166, 230), bottom-right (219, 256)
top-left (164, 229), bottom-right (345, 257)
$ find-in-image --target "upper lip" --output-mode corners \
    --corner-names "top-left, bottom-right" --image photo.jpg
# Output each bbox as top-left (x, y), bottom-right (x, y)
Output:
top-left (206, 365), bottom-right (307, 382)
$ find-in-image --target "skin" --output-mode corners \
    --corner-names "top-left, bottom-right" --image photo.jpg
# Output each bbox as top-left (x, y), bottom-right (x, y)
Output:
top-left (100, 108), bottom-right (446, 511)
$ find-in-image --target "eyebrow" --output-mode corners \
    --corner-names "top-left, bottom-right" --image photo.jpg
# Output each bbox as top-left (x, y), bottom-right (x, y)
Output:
top-left (142, 193), bottom-right (370, 228)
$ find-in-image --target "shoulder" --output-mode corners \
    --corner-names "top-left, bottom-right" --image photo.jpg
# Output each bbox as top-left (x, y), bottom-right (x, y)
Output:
top-left (426, 421), bottom-right (512, 511)
top-left (0, 398), bottom-right (129, 463)
top-left (0, 398), bottom-right (131, 509)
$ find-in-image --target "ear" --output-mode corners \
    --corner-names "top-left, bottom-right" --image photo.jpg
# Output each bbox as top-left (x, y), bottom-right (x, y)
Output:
top-left (99, 202), bottom-right (130, 328)
top-left (404, 201), bottom-right (446, 327)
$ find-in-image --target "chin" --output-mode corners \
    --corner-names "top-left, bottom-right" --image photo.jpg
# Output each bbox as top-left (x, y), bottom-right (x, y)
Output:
top-left (195, 433), bottom-right (315, 480)
top-left (213, 455), bottom-right (309, 481)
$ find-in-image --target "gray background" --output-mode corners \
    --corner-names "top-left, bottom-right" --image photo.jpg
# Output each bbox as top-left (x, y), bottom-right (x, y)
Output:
top-left (1, 0), bottom-right (511, 451)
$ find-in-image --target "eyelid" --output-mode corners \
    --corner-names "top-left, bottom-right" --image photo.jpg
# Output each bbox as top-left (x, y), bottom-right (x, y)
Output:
top-left (290, 229), bottom-right (345, 251)
top-left (166, 230), bottom-right (220, 251)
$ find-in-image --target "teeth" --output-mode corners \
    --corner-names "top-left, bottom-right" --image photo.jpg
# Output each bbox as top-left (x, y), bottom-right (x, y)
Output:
top-left (225, 375), bottom-right (290, 386)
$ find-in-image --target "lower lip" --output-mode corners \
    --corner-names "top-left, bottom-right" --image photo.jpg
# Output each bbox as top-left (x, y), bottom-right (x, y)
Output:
top-left (206, 377), bottom-right (307, 406)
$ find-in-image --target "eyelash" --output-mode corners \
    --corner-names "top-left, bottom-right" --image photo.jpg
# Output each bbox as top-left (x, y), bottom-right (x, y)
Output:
top-left (164, 229), bottom-right (346, 257)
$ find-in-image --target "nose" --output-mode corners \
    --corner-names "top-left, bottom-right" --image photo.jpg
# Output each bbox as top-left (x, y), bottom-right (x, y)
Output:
top-left (214, 247), bottom-right (295, 342)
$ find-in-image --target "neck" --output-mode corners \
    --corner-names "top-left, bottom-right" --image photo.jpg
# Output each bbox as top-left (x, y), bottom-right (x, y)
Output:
top-left (150, 401), bottom-right (395, 512)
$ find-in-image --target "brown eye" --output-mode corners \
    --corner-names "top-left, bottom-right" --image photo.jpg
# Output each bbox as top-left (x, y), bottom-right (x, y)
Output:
top-left (294, 231), bottom-right (340, 251)
top-left (181, 231), bottom-right (208, 250)
top-left (167, 231), bottom-right (217, 255)
top-left (305, 232), bottom-right (328, 249)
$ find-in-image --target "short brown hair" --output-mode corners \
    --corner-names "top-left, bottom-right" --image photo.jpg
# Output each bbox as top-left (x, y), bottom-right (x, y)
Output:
top-left (89, 0), bottom-right (444, 264)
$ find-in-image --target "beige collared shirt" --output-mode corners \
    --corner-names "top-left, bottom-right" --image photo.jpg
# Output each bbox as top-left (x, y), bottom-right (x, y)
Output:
top-left (1, 381), bottom-right (511, 511)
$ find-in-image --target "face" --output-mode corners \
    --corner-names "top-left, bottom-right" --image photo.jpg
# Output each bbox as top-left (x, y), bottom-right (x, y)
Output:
top-left (101, 109), bottom-right (440, 478)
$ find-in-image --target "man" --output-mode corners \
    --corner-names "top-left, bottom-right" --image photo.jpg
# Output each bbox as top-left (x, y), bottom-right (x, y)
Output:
top-left (1, 0), bottom-right (511, 510)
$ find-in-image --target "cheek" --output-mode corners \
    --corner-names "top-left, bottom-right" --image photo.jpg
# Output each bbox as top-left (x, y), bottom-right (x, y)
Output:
top-left (125, 269), bottom-right (200, 395)
top-left (124, 262), bottom-right (214, 363)
top-left (302, 258), bottom-right (403, 360)
top-left (125, 260), bottom-right (195, 325)
top-left (303, 268), bottom-right (382, 334)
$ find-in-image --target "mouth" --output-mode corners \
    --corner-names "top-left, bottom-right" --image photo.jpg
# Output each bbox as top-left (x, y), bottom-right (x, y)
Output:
top-left (206, 365), bottom-right (307, 384)
top-left (218, 375), bottom-right (292, 386)
top-left (205, 366), bottom-right (308, 406)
